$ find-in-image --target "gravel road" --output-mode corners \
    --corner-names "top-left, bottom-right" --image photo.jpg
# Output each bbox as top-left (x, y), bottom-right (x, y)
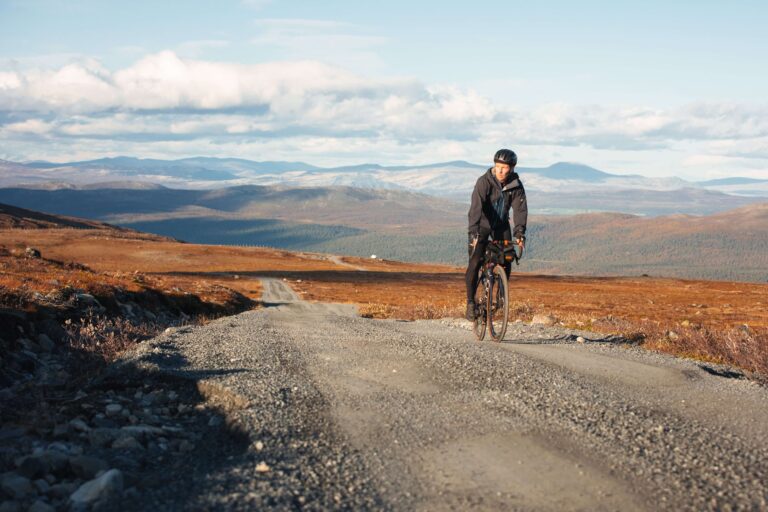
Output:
top-left (115, 278), bottom-right (768, 511)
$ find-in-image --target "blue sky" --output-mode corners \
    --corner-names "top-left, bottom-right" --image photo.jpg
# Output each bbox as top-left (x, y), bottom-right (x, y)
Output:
top-left (1, 0), bottom-right (767, 179)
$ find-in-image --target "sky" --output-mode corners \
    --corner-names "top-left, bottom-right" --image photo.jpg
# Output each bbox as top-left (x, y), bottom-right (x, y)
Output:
top-left (1, 0), bottom-right (767, 179)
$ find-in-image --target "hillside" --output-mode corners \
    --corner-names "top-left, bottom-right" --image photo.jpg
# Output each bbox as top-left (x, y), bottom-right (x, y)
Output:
top-left (0, 184), bottom-right (463, 234)
top-left (524, 204), bottom-right (768, 281)
top-left (1, 206), bottom-right (766, 379)
top-left (0, 202), bottom-right (118, 230)
top-left (0, 185), bottom-right (766, 281)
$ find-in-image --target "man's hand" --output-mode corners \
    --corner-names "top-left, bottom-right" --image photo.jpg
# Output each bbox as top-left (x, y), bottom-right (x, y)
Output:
top-left (516, 237), bottom-right (525, 250)
top-left (471, 236), bottom-right (479, 251)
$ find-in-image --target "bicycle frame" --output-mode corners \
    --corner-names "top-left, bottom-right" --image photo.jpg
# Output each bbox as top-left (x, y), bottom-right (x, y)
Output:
top-left (474, 240), bottom-right (522, 342)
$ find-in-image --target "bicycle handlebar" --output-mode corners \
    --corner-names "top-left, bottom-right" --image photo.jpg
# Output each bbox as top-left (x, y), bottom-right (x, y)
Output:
top-left (488, 239), bottom-right (524, 265)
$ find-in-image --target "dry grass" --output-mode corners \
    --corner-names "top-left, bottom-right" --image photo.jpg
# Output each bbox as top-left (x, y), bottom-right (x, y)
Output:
top-left (360, 300), bottom-right (464, 320)
top-left (3, 226), bottom-right (768, 380)
top-left (63, 309), bottom-right (166, 362)
top-left (617, 320), bottom-right (768, 380)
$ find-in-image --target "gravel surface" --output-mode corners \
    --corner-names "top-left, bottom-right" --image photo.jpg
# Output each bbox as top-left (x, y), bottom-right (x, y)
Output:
top-left (104, 278), bottom-right (768, 511)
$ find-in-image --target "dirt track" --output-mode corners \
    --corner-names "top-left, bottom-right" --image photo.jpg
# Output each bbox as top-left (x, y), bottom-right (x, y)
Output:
top-left (119, 278), bottom-right (768, 511)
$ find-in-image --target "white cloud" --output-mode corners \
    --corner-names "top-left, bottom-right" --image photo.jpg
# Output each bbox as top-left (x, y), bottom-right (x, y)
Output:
top-left (4, 119), bottom-right (53, 134)
top-left (1, 51), bottom-right (767, 179)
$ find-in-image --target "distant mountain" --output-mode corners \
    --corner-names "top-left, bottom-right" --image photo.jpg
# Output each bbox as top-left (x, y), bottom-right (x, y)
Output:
top-left (2, 156), bottom-right (767, 215)
top-left (527, 162), bottom-right (614, 182)
top-left (697, 177), bottom-right (768, 186)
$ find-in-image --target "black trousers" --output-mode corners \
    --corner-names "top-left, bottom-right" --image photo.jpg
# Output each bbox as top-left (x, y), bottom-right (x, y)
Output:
top-left (465, 228), bottom-right (511, 303)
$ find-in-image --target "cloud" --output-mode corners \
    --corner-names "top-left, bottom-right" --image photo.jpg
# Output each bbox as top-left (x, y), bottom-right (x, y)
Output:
top-left (1, 51), bottom-right (767, 178)
top-left (0, 51), bottom-right (493, 141)
top-left (3, 118), bottom-right (53, 134)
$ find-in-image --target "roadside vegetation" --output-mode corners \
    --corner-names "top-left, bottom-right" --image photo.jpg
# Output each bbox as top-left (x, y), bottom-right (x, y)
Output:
top-left (2, 216), bottom-right (766, 383)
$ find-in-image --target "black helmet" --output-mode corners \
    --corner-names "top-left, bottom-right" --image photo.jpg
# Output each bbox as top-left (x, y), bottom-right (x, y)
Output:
top-left (494, 149), bottom-right (517, 166)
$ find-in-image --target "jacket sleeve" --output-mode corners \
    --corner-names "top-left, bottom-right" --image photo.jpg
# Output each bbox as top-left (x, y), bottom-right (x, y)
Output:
top-left (467, 178), bottom-right (485, 236)
top-left (510, 184), bottom-right (528, 238)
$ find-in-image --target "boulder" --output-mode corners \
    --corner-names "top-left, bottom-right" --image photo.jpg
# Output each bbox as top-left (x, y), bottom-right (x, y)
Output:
top-left (16, 454), bottom-right (48, 479)
top-left (69, 469), bottom-right (123, 508)
top-left (112, 436), bottom-right (143, 450)
top-left (0, 474), bottom-right (33, 499)
top-left (28, 500), bottom-right (55, 512)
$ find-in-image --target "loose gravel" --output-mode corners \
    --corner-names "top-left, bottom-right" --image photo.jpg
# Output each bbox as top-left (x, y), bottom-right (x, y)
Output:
top-left (53, 278), bottom-right (768, 511)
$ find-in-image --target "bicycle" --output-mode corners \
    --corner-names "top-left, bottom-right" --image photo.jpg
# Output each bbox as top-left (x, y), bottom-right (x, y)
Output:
top-left (473, 239), bottom-right (523, 342)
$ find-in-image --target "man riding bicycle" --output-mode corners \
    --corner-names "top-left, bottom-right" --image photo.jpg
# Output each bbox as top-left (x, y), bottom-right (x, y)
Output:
top-left (465, 149), bottom-right (528, 321)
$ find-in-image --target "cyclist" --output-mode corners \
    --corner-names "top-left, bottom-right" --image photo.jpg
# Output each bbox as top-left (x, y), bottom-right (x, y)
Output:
top-left (465, 149), bottom-right (528, 321)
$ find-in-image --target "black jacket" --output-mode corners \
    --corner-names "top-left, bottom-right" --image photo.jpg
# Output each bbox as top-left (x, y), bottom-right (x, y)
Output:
top-left (467, 168), bottom-right (527, 238)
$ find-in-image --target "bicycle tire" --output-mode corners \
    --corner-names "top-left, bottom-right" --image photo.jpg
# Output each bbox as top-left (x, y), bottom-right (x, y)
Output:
top-left (473, 269), bottom-right (487, 341)
top-left (488, 265), bottom-right (509, 342)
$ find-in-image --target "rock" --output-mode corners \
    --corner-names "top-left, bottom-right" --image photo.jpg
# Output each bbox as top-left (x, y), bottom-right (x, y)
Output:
top-left (120, 425), bottom-right (164, 438)
top-left (47, 482), bottom-right (78, 499)
top-left (667, 331), bottom-right (680, 340)
top-left (0, 501), bottom-right (20, 512)
top-left (88, 428), bottom-right (120, 447)
top-left (178, 440), bottom-right (194, 452)
top-left (17, 454), bottom-right (48, 479)
top-left (33, 478), bottom-right (50, 494)
top-left (105, 404), bottom-right (123, 417)
top-left (52, 424), bottom-right (69, 438)
top-left (25, 247), bottom-right (41, 258)
top-left (681, 320), bottom-right (691, 327)
top-left (576, 336), bottom-right (586, 344)
top-left (531, 314), bottom-right (556, 326)
top-left (16, 337), bottom-right (36, 351)
top-left (36, 334), bottom-right (55, 352)
top-left (0, 474), bottom-right (34, 499)
top-left (208, 415), bottom-right (223, 427)
top-left (91, 416), bottom-right (118, 429)
top-left (69, 469), bottom-right (123, 508)
top-left (69, 455), bottom-right (109, 479)
top-left (112, 436), bottom-right (143, 450)
top-left (255, 462), bottom-right (270, 473)
top-left (28, 500), bottom-right (55, 512)
top-left (39, 451), bottom-right (69, 475)
top-left (253, 441), bottom-right (264, 451)
top-left (69, 418), bottom-right (90, 433)
top-left (0, 427), bottom-right (25, 441)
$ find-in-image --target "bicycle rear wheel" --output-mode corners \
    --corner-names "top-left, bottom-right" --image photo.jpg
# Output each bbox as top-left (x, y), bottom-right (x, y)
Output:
top-left (488, 265), bottom-right (509, 341)
top-left (473, 269), bottom-right (487, 341)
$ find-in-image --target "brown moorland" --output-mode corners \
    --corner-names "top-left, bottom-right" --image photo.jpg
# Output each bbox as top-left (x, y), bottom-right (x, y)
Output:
top-left (2, 216), bottom-right (767, 378)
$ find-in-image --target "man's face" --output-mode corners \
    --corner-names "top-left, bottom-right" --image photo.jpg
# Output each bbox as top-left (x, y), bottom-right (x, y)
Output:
top-left (493, 162), bottom-right (513, 182)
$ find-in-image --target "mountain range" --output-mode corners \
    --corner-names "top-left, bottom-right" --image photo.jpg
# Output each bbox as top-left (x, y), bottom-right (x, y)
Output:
top-left (2, 157), bottom-right (767, 216)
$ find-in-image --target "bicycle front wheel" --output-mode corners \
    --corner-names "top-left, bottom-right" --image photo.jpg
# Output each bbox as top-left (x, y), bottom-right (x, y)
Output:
top-left (488, 265), bottom-right (509, 342)
top-left (473, 269), bottom-right (487, 341)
